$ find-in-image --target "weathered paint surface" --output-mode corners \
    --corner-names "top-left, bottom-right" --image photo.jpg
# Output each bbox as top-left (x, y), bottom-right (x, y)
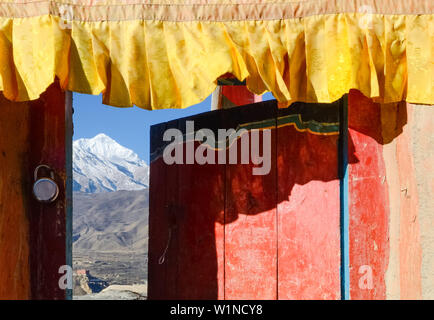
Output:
top-left (148, 99), bottom-right (342, 299)
top-left (411, 104), bottom-right (434, 300)
top-left (277, 105), bottom-right (341, 299)
top-left (381, 102), bottom-right (406, 299)
top-left (348, 90), bottom-right (433, 300)
top-left (148, 115), bottom-right (226, 299)
top-left (348, 90), bottom-right (389, 299)
top-left (392, 103), bottom-right (422, 299)
top-left (381, 102), bottom-right (433, 300)
top-left (224, 104), bottom-right (277, 300)
top-left (0, 82), bottom-right (67, 299)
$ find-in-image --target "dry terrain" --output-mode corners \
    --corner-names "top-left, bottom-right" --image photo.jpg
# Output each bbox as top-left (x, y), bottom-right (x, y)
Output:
top-left (73, 189), bottom-right (148, 295)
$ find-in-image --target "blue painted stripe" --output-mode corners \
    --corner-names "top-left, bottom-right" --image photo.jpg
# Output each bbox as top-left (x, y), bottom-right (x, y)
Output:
top-left (339, 95), bottom-right (350, 300)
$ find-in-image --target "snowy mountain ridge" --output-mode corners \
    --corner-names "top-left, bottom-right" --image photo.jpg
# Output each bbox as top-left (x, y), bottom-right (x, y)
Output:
top-left (73, 134), bottom-right (149, 193)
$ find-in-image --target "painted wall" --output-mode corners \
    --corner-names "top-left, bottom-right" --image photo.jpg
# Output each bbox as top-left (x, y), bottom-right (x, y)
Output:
top-left (381, 101), bottom-right (433, 300)
top-left (348, 90), bottom-right (433, 300)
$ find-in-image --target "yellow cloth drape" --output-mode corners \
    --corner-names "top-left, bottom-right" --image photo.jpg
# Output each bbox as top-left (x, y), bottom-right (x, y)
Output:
top-left (0, 0), bottom-right (432, 109)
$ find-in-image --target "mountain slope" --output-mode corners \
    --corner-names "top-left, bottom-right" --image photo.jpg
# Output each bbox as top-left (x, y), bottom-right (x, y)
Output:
top-left (73, 189), bottom-right (148, 252)
top-left (73, 134), bottom-right (149, 193)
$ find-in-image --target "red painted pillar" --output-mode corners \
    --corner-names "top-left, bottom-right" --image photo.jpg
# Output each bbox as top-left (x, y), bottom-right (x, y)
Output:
top-left (347, 90), bottom-right (389, 299)
top-left (221, 86), bottom-right (262, 106)
top-left (212, 85), bottom-right (263, 110)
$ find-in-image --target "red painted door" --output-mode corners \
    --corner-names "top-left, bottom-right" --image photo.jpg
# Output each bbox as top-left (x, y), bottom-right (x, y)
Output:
top-left (148, 98), bottom-right (342, 299)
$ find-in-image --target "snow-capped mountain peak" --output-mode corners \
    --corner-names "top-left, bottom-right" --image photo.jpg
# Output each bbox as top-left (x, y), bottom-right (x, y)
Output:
top-left (74, 133), bottom-right (141, 161)
top-left (73, 134), bottom-right (149, 193)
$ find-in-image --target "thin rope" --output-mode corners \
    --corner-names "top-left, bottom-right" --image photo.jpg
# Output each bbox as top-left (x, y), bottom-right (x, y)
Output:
top-left (158, 228), bottom-right (172, 265)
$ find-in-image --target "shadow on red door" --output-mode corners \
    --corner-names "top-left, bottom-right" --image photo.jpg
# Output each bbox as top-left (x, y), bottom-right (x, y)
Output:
top-left (148, 92), bottom-right (406, 300)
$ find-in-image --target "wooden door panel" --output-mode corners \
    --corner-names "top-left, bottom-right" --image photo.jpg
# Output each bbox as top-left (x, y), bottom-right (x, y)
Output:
top-left (0, 82), bottom-right (67, 299)
top-left (224, 101), bottom-right (278, 300)
top-left (149, 113), bottom-right (227, 299)
top-left (276, 102), bottom-right (341, 299)
top-left (176, 112), bottom-right (226, 299)
top-left (148, 123), bottom-right (171, 299)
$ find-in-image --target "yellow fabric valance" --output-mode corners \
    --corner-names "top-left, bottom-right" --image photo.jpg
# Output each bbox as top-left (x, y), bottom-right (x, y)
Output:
top-left (0, 0), bottom-right (432, 109)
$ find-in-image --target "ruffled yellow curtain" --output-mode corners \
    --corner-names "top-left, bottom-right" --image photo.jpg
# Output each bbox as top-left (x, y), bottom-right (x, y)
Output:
top-left (0, 0), bottom-right (432, 109)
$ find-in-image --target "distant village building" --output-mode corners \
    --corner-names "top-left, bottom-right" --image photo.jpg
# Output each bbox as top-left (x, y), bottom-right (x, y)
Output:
top-left (75, 269), bottom-right (88, 276)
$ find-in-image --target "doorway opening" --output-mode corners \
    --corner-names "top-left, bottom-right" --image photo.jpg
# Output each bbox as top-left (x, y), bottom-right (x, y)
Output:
top-left (71, 92), bottom-right (212, 299)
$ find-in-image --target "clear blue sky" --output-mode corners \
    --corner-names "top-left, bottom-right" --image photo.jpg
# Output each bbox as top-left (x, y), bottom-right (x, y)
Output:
top-left (73, 92), bottom-right (274, 164)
